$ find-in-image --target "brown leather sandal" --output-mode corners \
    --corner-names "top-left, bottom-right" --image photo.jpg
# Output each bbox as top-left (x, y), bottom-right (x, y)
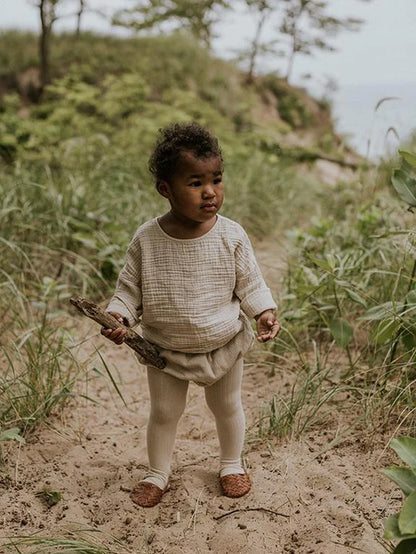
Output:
top-left (220, 471), bottom-right (251, 498)
top-left (130, 481), bottom-right (169, 508)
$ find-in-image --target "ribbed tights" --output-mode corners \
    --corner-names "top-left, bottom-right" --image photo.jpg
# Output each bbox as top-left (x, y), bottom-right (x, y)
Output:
top-left (143, 359), bottom-right (245, 490)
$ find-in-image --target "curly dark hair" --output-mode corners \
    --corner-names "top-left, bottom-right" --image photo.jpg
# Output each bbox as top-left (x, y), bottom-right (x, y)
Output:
top-left (148, 121), bottom-right (223, 184)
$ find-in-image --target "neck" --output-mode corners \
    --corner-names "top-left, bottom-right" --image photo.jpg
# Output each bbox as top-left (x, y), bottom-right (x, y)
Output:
top-left (158, 211), bottom-right (217, 239)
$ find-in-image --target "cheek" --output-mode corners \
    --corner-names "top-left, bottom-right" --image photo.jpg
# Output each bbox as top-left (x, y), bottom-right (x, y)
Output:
top-left (176, 191), bottom-right (200, 205)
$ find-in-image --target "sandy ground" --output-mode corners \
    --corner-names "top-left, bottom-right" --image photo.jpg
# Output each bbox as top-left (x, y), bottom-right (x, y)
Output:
top-left (0, 241), bottom-right (400, 554)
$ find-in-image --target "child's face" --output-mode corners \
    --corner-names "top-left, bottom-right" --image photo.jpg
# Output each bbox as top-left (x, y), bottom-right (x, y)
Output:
top-left (158, 151), bottom-right (224, 225)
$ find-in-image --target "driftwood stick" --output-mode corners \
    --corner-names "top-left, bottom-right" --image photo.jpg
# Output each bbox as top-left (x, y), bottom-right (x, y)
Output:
top-left (70, 295), bottom-right (166, 369)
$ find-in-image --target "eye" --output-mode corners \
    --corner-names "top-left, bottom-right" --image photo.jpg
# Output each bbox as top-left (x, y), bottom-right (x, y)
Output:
top-left (213, 177), bottom-right (222, 185)
top-left (188, 181), bottom-right (202, 187)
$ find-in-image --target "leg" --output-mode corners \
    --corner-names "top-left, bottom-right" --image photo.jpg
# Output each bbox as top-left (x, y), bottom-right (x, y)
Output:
top-left (144, 366), bottom-right (189, 488)
top-left (205, 358), bottom-right (246, 477)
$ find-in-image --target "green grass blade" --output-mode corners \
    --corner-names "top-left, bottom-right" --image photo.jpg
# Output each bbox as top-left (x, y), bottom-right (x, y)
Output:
top-left (96, 350), bottom-right (127, 408)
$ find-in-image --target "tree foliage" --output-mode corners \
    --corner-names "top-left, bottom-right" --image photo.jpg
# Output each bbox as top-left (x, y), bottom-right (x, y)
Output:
top-left (279, 0), bottom-right (368, 81)
top-left (112, 0), bottom-right (230, 47)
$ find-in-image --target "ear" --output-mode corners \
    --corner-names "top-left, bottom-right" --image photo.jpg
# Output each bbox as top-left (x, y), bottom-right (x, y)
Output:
top-left (156, 180), bottom-right (172, 199)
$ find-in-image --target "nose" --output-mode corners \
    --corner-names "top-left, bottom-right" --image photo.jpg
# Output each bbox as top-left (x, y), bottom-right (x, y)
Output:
top-left (202, 183), bottom-right (215, 198)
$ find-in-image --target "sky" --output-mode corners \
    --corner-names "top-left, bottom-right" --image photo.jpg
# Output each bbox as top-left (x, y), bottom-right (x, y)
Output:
top-left (1, 0), bottom-right (416, 157)
top-left (1, 0), bottom-right (415, 87)
top-left (217, 0), bottom-right (416, 88)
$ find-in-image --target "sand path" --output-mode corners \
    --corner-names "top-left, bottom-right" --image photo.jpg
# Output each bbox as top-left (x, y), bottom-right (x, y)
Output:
top-left (0, 240), bottom-right (398, 554)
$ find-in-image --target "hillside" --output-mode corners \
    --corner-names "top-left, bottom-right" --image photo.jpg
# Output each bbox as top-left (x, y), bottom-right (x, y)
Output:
top-left (0, 30), bottom-right (357, 170)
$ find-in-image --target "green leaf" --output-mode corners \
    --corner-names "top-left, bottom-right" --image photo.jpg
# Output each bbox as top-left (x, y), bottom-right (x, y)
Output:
top-left (72, 232), bottom-right (97, 250)
top-left (385, 513), bottom-right (403, 540)
top-left (360, 301), bottom-right (403, 321)
top-left (302, 265), bottom-right (320, 286)
top-left (383, 467), bottom-right (416, 496)
top-left (307, 255), bottom-right (332, 272)
top-left (399, 150), bottom-right (416, 168)
top-left (385, 514), bottom-right (416, 542)
top-left (0, 427), bottom-right (25, 444)
top-left (282, 308), bottom-right (308, 321)
top-left (371, 318), bottom-right (401, 345)
top-left (96, 351), bottom-right (127, 408)
top-left (399, 492), bottom-right (416, 535)
top-left (393, 539), bottom-right (416, 554)
top-left (392, 169), bottom-right (416, 207)
top-left (406, 291), bottom-right (416, 304)
top-left (329, 318), bottom-right (353, 348)
top-left (345, 288), bottom-right (367, 307)
top-left (391, 437), bottom-right (416, 468)
top-left (402, 330), bottom-right (416, 350)
top-left (35, 487), bottom-right (62, 508)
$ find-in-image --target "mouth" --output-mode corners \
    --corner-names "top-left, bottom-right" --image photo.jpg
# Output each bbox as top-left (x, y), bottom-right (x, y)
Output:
top-left (201, 203), bottom-right (217, 211)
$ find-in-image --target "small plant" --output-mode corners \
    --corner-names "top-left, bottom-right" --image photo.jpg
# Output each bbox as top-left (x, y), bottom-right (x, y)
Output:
top-left (35, 486), bottom-right (62, 508)
top-left (258, 338), bottom-right (353, 439)
top-left (391, 150), bottom-right (416, 209)
top-left (382, 436), bottom-right (416, 553)
top-left (388, 149), bottom-right (416, 363)
top-left (0, 427), bottom-right (25, 466)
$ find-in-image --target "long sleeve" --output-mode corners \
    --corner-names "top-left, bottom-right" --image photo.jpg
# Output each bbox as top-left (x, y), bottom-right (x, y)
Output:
top-left (106, 234), bottom-right (143, 327)
top-left (234, 230), bottom-right (277, 319)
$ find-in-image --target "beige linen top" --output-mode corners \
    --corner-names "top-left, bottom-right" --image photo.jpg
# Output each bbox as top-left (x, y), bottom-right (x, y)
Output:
top-left (106, 215), bottom-right (276, 353)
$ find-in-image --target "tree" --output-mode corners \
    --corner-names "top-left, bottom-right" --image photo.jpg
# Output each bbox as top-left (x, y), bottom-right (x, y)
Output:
top-left (75, 0), bottom-right (86, 35)
top-left (31, 0), bottom-right (99, 91)
top-left (279, 0), bottom-right (369, 82)
top-left (33, 0), bottom-right (60, 89)
top-left (243, 0), bottom-right (274, 84)
top-left (112, 0), bottom-right (230, 48)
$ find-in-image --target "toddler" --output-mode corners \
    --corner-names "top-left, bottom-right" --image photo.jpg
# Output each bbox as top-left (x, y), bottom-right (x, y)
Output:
top-left (102, 122), bottom-right (280, 507)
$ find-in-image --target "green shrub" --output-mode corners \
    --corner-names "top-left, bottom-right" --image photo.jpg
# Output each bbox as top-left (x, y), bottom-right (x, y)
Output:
top-left (383, 436), bottom-right (416, 554)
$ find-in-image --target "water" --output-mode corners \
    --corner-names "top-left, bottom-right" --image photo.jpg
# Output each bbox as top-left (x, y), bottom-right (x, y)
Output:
top-left (332, 82), bottom-right (416, 160)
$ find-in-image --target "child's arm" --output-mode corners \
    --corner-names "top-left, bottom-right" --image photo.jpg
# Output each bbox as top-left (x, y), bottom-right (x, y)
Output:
top-left (234, 228), bottom-right (280, 342)
top-left (103, 234), bottom-right (143, 342)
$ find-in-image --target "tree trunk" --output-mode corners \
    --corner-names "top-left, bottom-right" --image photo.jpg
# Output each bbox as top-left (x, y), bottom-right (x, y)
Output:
top-left (39, 0), bottom-right (55, 89)
top-left (285, 39), bottom-right (296, 82)
top-left (70, 295), bottom-right (166, 369)
top-left (76, 0), bottom-right (85, 35)
top-left (285, 3), bottom-right (306, 83)
top-left (246, 10), bottom-right (267, 84)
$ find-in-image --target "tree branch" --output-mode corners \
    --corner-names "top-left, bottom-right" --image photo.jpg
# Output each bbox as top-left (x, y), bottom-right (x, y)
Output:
top-left (69, 295), bottom-right (166, 369)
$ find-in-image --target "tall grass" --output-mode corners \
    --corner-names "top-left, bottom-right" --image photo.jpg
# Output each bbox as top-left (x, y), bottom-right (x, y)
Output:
top-left (257, 159), bottom-right (416, 442)
top-left (0, 298), bottom-right (81, 435)
top-left (257, 339), bottom-right (356, 440)
top-left (1, 526), bottom-right (140, 553)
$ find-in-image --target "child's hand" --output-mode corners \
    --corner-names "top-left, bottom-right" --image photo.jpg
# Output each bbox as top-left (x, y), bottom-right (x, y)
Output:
top-left (255, 309), bottom-right (281, 343)
top-left (101, 312), bottom-right (129, 345)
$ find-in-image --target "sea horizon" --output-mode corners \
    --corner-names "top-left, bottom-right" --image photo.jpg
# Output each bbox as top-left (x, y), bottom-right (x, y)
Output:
top-left (331, 81), bottom-right (416, 160)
